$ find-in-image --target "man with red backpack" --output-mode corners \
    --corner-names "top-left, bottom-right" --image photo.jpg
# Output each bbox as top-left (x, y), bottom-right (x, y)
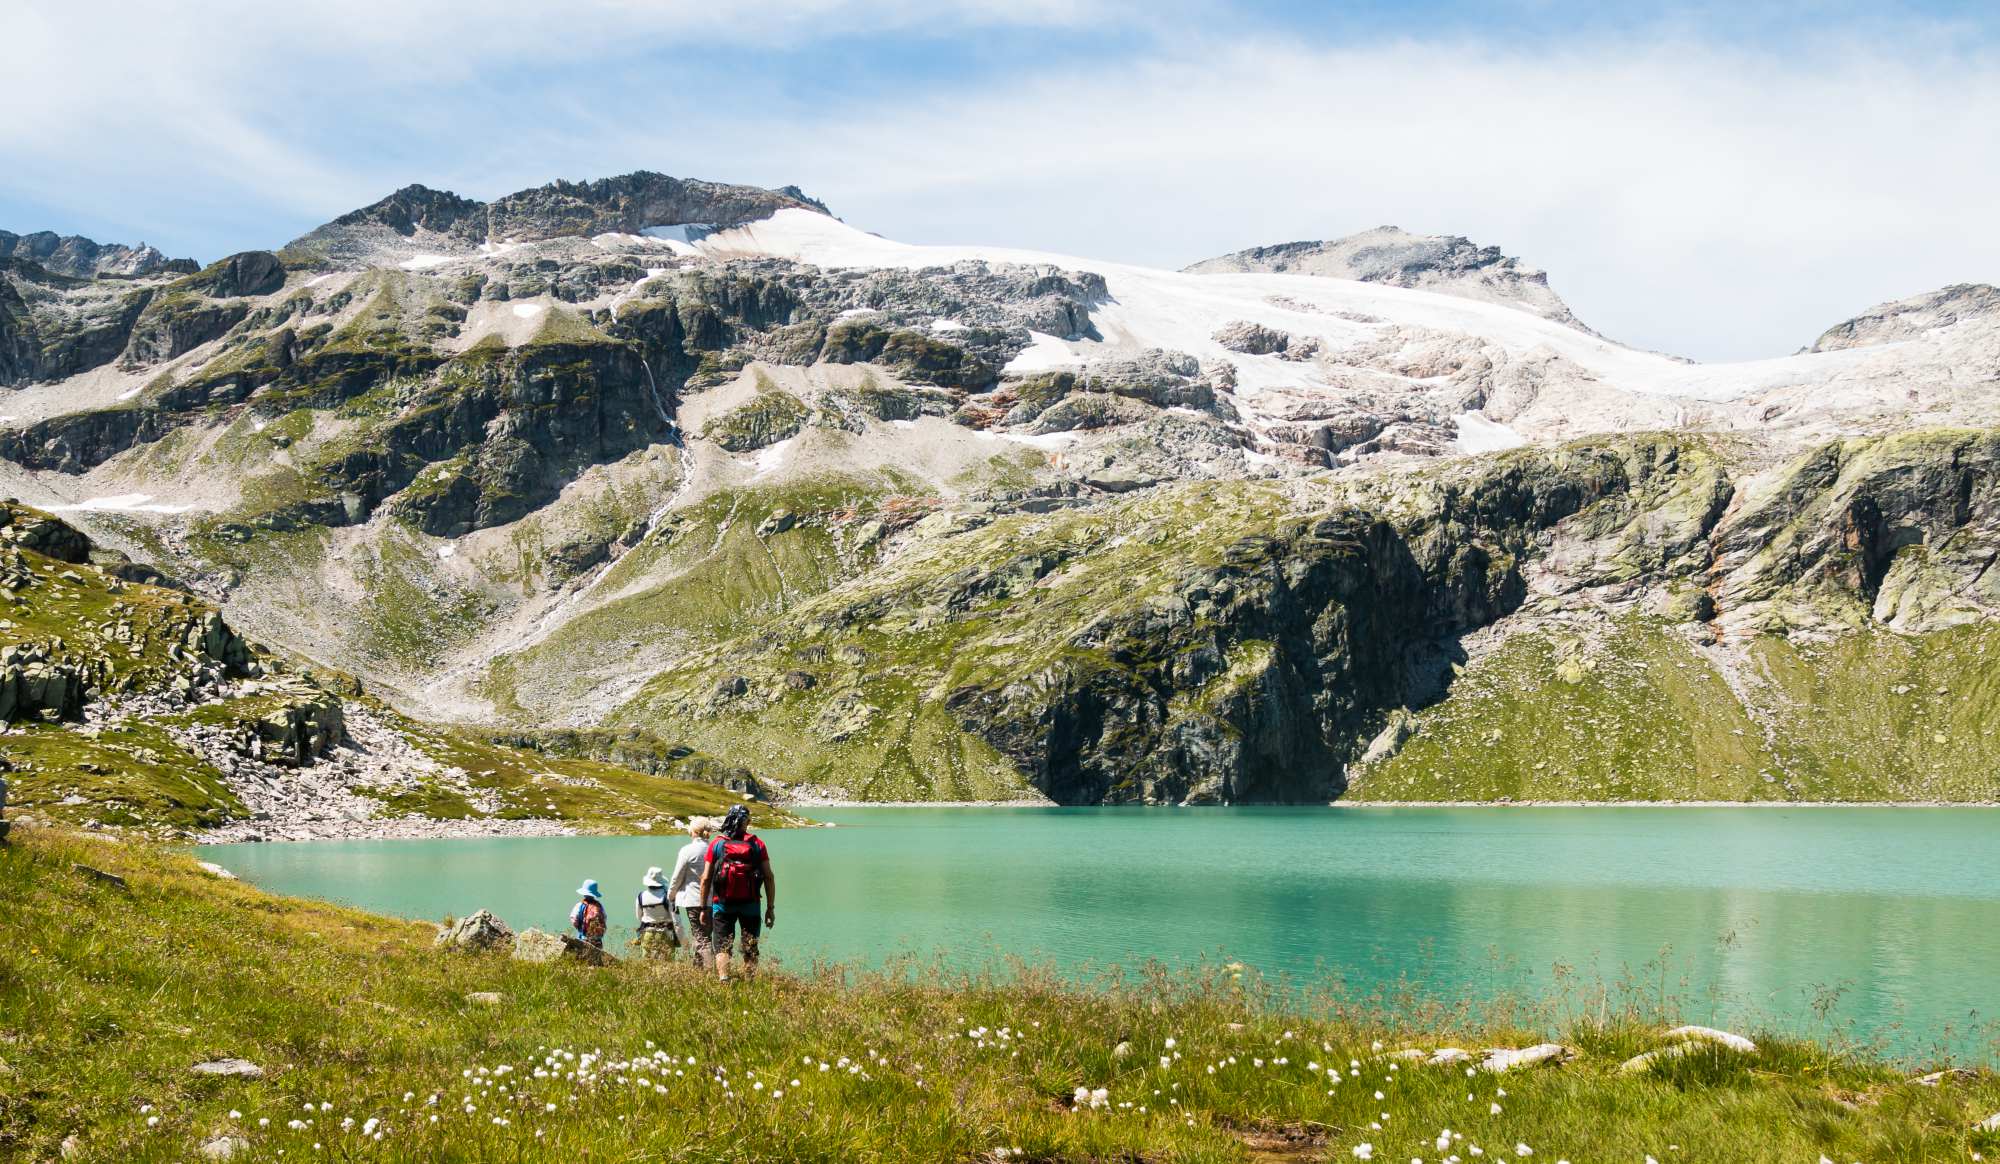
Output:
top-left (700, 804), bottom-right (775, 983)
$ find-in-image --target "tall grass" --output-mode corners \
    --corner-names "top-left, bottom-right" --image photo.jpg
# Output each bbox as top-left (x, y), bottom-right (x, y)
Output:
top-left (3, 826), bottom-right (1997, 1162)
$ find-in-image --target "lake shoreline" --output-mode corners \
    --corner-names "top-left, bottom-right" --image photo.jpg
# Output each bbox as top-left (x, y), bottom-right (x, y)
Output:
top-left (788, 798), bottom-right (2000, 810)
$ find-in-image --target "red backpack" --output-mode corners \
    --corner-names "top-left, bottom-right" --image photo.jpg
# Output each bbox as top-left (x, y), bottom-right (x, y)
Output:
top-left (578, 897), bottom-right (607, 940)
top-left (709, 835), bottom-right (765, 903)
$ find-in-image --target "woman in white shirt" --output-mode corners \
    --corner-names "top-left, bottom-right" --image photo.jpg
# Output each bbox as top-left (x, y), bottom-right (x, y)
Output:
top-left (667, 817), bottom-right (716, 967)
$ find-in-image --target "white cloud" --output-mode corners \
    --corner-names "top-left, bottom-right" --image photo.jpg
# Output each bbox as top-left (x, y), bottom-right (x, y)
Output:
top-left (712, 36), bottom-right (2000, 360)
top-left (7, 5), bottom-right (1995, 360)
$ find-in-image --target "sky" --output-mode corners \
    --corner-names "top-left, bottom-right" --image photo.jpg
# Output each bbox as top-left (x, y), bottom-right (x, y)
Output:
top-left (7, 0), bottom-right (1999, 362)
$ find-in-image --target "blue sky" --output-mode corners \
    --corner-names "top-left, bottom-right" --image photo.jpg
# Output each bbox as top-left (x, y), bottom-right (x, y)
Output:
top-left (9, 0), bottom-right (1999, 360)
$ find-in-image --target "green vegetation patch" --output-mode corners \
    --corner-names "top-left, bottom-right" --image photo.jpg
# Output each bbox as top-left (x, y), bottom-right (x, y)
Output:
top-left (0, 721), bottom-right (238, 831)
top-left (1354, 619), bottom-right (1778, 802)
top-left (700, 375), bottom-right (809, 451)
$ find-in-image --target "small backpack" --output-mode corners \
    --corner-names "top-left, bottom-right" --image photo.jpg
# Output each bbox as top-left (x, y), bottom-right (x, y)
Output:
top-left (578, 897), bottom-right (607, 939)
top-left (710, 835), bottom-right (764, 904)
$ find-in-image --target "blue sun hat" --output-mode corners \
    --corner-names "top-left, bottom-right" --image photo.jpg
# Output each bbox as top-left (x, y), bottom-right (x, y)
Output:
top-left (577, 879), bottom-right (601, 899)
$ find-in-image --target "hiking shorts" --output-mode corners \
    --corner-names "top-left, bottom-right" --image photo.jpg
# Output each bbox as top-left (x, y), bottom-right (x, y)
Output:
top-left (710, 901), bottom-right (762, 958)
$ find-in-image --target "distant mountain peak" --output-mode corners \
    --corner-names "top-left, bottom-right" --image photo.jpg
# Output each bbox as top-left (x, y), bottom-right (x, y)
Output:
top-left (0, 228), bottom-right (189, 278)
top-left (1185, 225), bottom-right (1592, 334)
top-left (1809, 283), bottom-right (2000, 353)
top-left (294, 170), bottom-right (829, 264)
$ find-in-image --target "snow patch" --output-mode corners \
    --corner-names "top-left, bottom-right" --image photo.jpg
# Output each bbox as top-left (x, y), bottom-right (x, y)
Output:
top-left (1452, 411), bottom-right (1529, 454)
top-left (116, 384), bottom-right (147, 401)
top-left (303, 273), bottom-right (334, 288)
top-left (1005, 331), bottom-right (1075, 373)
top-left (436, 543), bottom-right (457, 560)
top-left (478, 239), bottom-right (521, 257)
top-left (930, 318), bottom-right (966, 332)
top-left (1000, 431), bottom-right (1080, 450)
top-left (398, 254), bottom-right (455, 271)
top-left (750, 436), bottom-right (796, 477)
top-left (511, 303), bottom-right (546, 319)
top-left (49, 493), bottom-right (193, 515)
top-left (640, 223), bottom-right (715, 257)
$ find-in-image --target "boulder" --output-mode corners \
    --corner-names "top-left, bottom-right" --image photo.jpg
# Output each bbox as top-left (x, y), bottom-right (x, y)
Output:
top-left (1662, 1025), bottom-right (1757, 1054)
top-left (1616, 1028), bottom-right (1755, 1075)
top-left (71, 863), bottom-right (127, 889)
top-left (1211, 320), bottom-right (1292, 356)
top-left (7, 514), bottom-right (92, 563)
top-left (435, 909), bottom-right (515, 953)
top-left (1479, 1043), bottom-right (1574, 1072)
top-left (201, 1134), bottom-right (250, 1160)
top-left (511, 927), bottom-right (570, 963)
top-left (189, 1058), bottom-right (265, 1078)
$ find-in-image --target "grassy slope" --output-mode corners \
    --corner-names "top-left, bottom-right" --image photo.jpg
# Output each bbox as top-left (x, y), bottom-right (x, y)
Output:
top-left (4, 828), bottom-right (1999, 1162)
top-left (364, 711), bottom-right (810, 829)
top-left (611, 480), bottom-right (1301, 801)
top-left (478, 477), bottom-right (885, 722)
top-left (1352, 618), bottom-right (2000, 804)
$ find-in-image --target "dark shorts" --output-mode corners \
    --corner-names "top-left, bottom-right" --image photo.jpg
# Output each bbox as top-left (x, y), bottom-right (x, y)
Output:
top-left (710, 901), bottom-right (762, 953)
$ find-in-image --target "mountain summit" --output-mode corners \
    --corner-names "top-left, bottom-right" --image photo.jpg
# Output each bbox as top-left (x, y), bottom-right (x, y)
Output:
top-left (0, 229), bottom-right (186, 279)
top-left (289, 170), bottom-right (829, 266)
top-left (1185, 225), bottom-right (1590, 334)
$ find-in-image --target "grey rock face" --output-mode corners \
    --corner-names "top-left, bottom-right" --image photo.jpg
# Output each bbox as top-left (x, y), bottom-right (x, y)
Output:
top-left (1809, 283), bottom-right (2000, 352)
top-left (1212, 320), bottom-right (1291, 355)
top-left (1187, 225), bottom-right (1592, 333)
top-left (436, 909), bottom-right (515, 952)
top-left (0, 256), bottom-right (166, 386)
top-left (292, 171), bottom-right (828, 266)
top-left (0, 229), bottom-right (185, 278)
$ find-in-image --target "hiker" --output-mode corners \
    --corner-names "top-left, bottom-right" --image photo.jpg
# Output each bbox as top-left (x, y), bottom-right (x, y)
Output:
top-left (668, 817), bottom-right (716, 968)
top-left (569, 879), bottom-right (608, 948)
top-left (700, 804), bottom-right (774, 983)
top-left (633, 867), bottom-right (679, 960)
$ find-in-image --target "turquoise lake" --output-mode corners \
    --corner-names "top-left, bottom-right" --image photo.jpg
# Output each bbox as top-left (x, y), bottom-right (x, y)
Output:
top-left (200, 806), bottom-right (2000, 1060)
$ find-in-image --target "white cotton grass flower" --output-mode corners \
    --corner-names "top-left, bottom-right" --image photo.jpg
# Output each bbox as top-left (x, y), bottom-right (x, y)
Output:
top-left (1515, 1146), bottom-right (1532, 1158)
top-left (1353, 1145), bottom-right (1375, 1160)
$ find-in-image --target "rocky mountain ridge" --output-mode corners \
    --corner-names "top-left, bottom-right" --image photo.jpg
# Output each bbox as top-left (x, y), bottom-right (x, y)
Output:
top-left (289, 170), bottom-right (829, 268)
top-left (1185, 225), bottom-right (1594, 335)
top-left (0, 229), bottom-right (189, 279)
top-left (2, 171), bottom-right (1996, 814)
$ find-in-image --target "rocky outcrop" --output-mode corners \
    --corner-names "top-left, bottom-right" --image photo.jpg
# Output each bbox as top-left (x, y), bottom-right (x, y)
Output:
top-left (1187, 225), bottom-right (1592, 333)
top-left (0, 229), bottom-right (185, 279)
top-left (291, 171), bottom-right (827, 267)
top-left (436, 909), bottom-right (515, 952)
top-left (177, 251), bottom-right (286, 299)
top-left (1710, 430), bottom-right (2000, 633)
top-left (205, 684), bottom-right (345, 767)
top-left (0, 643), bottom-right (97, 721)
top-left (1212, 320), bottom-right (1292, 356)
top-left (1809, 283), bottom-right (2000, 352)
top-left (0, 257), bottom-right (163, 385)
